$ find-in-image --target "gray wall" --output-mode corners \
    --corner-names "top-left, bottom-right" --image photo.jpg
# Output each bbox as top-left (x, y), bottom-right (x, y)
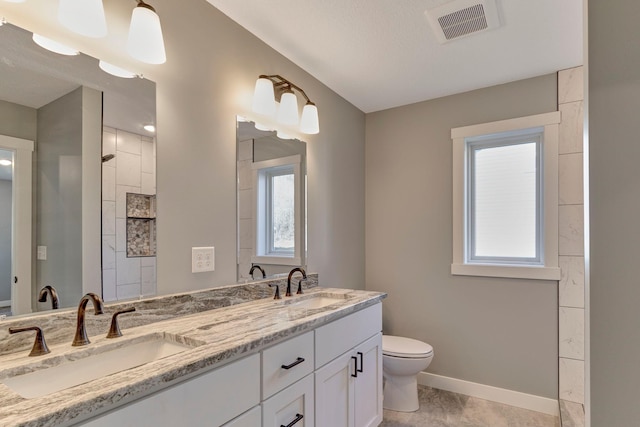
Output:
top-left (365, 74), bottom-right (559, 398)
top-left (0, 180), bottom-right (11, 302)
top-left (0, 99), bottom-right (37, 141)
top-left (36, 87), bottom-right (101, 308)
top-left (589, 0), bottom-right (640, 423)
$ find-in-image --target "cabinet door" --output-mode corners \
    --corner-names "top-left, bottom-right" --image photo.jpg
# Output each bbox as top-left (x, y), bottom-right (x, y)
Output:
top-left (315, 350), bottom-right (357, 427)
top-left (353, 333), bottom-right (383, 427)
top-left (222, 406), bottom-right (261, 427)
top-left (263, 374), bottom-right (314, 427)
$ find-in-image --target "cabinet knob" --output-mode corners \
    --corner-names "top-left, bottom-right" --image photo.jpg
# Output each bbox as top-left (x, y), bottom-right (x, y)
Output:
top-left (281, 357), bottom-right (305, 370)
top-left (280, 413), bottom-right (303, 427)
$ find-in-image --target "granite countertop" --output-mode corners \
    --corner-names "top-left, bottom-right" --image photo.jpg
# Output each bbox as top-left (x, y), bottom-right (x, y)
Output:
top-left (0, 287), bottom-right (386, 427)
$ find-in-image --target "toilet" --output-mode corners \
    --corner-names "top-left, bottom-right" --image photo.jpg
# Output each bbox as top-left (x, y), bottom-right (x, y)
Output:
top-left (382, 335), bottom-right (434, 412)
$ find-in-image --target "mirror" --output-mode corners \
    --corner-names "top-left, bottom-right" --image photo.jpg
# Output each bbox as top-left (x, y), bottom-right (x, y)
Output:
top-left (0, 23), bottom-right (156, 315)
top-left (236, 117), bottom-right (307, 282)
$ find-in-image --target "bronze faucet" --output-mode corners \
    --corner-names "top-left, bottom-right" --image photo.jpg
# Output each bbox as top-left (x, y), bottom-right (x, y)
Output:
top-left (38, 285), bottom-right (59, 309)
top-left (286, 267), bottom-right (307, 297)
top-left (106, 307), bottom-right (136, 338)
top-left (72, 293), bottom-right (105, 346)
top-left (269, 283), bottom-right (281, 300)
top-left (249, 264), bottom-right (266, 279)
top-left (9, 326), bottom-right (50, 357)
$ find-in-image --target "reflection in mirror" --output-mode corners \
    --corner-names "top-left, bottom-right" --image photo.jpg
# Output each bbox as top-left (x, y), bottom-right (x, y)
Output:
top-left (236, 117), bottom-right (307, 282)
top-left (0, 23), bottom-right (156, 316)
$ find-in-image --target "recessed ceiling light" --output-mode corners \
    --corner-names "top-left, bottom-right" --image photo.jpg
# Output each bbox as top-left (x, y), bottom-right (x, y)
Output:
top-left (32, 34), bottom-right (79, 56)
top-left (143, 124), bottom-right (156, 133)
top-left (0, 159), bottom-right (12, 166)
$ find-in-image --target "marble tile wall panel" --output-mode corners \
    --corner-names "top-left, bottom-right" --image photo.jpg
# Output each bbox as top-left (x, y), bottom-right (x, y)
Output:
top-left (558, 68), bottom-right (584, 104)
top-left (141, 172), bottom-right (155, 194)
top-left (559, 205), bottom-right (584, 256)
top-left (559, 307), bottom-right (585, 359)
top-left (101, 165), bottom-right (116, 201)
top-left (117, 283), bottom-right (141, 300)
top-left (239, 188), bottom-right (252, 220)
top-left (101, 201), bottom-right (116, 235)
top-left (559, 153), bottom-right (584, 205)
top-left (559, 358), bottom-right (585, 403)
top-left (116, 130), bottom-right (142, 155)
top-left (102, 235), bottom-right (116, 270)
top-left (238, 159), bottom-right (252, 190)
top-left (559, 256), bottom-right (585, 308)
top-left (141, 140), bottom-right (154, 173)
top-left (141, 266), bottom-right (156, 297)
top-left (239, 140), bottom-right (253, 161)
top-left (116, 252), bottom-right (141, 286)
top-left (102, 128), bottom-right (116, 156)
top-left (239, 219), bottom-right (253, 249)
top-left (560, 400), bottom-right (585, 427)
top-left (102, 269), bottom-right (116, 302)
top-left (116, 152), bottom-right (141, 187)
top-left (0, 275), bottom-right (318, 356)
top-left (116, 219), bottom-right (127, 252)
top-left (559, 101), bottom-right (584, 154)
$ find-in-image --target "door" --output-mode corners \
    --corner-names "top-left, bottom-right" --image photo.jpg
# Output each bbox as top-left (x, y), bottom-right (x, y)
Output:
top-left (353, 333), bottom-right (383, 427)
top-left (0, 135), bottom-right (33, 316)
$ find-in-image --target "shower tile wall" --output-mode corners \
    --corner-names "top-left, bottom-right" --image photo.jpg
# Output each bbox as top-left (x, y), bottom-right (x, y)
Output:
top-left (557, 67), bottom-right (585, 405)
top-left (102, 127), bottom-right (157, 302)
top-left (237, 138), bottom-right (254, 280)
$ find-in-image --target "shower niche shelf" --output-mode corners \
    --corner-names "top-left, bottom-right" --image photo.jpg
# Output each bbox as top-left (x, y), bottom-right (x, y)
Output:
top-left (126, 193), bottom-right (157, 258)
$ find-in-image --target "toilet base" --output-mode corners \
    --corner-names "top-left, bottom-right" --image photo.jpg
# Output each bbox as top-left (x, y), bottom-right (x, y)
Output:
top-left (383, 373), bottom-right (419, 412)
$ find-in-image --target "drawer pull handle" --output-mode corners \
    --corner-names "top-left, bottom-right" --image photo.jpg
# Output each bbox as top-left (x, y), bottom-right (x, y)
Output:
top-left (357, 351), bottom-right (364, 373)
top-left (281, 357), bottom-right (305, 370)
top-left (351, 356), bottom-right (358, 378)
top-left (281, 413), bottom-right (304, 427)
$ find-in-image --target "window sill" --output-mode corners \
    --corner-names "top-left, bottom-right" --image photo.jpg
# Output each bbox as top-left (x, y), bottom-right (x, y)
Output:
top-left (251, 255), bottom-right (302, 266)
top-left (451, 263), bottom-right (561, 281)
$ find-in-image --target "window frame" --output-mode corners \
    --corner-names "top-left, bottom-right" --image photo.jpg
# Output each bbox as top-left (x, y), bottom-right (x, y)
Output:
top-left (451, 112), bottom-right (561, 280)
top-left (251, 154), bottom-right (303, 266)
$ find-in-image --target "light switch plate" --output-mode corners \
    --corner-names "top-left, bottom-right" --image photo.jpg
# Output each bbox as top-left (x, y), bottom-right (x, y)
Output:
top-left (192, 247), bottom-right (215, 273)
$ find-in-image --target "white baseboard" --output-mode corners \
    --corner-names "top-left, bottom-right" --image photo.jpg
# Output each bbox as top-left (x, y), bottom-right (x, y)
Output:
top-left (0, 300), bottom-right (10, 308)
top-left (418, 372), bottom-right (559, 416)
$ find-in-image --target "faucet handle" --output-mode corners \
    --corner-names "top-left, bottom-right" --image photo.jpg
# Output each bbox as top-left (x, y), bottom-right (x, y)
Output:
top-left (296, 278), bottom-right (306, 295)
top-left (106, 307), bottom-right (136, 338)
top-left (269, 283), bottom-right (281, 300)
top-left (9, 326), bottom-right (50, 357)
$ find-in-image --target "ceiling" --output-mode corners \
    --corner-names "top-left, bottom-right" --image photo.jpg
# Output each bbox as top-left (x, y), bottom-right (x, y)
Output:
top-left (207, 0), bottom-right (583, 113)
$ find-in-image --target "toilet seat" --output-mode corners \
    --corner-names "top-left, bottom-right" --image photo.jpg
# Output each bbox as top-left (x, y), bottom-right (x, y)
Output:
top-left (383, 335), bottom-right (433, 359)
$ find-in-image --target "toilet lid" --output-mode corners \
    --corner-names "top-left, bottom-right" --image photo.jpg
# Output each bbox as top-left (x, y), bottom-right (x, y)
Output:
top-left (382, 335), bottom-right (433, 358)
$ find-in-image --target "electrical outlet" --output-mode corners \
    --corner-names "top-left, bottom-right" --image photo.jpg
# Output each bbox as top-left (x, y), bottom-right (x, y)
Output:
top-left (192, 247), bottom-right (215, 273)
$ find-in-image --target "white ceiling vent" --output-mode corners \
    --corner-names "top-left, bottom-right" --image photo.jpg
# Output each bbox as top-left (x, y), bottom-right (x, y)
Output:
top-left (425, 0), bottom-right (500, 44)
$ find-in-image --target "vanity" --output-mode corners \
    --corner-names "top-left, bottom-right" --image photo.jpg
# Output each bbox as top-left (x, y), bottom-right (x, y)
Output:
top-left (0, 280), bottom-right (385, 427)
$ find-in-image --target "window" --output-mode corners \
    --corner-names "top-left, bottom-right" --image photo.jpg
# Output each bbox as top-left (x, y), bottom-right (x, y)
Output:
top-left (451, 112), bottom-right (561, 280)
top-left (252, 155), bottom-right (303, 265)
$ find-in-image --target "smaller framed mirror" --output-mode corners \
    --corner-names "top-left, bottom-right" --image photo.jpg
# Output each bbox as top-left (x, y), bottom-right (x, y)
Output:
top-left (236, 117), bottom-right (307, 282)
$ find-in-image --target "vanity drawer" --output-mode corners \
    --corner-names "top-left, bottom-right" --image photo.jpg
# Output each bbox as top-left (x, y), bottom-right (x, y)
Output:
top-left (263, 331), bottom-right (314, 399)
top-left (315, 303), bottom-right (382, 368)
top-left (262, 374), bottom-right (314, 427)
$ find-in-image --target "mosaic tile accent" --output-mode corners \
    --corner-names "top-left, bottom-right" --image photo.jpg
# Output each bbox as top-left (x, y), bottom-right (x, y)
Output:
top-left (126, 193), bottom-right (156, 219)
top-left (126, 218), bottom-right (156, 257)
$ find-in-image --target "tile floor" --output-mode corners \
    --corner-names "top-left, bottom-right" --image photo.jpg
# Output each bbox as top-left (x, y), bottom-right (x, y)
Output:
top-left (381, 386), bottom-right (560, 427)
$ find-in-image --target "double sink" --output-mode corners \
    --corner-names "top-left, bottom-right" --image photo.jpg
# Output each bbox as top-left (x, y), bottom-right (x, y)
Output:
top-left (0, 293), bottom-right (348, 399)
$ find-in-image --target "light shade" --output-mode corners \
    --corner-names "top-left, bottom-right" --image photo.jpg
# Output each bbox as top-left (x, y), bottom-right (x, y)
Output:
top-left (99, 60), bottom-right (137, 78)
top-left (58, 0), bottom-right (107, 38)
top-left (0, 159), bottom-right (12, 166)
top-left (252, 78), bottom-right (276, 117)
top-left (277, 90), bottom-right (299, 127)
top-left (32, 34), bottom-right (79, 56)
top-left (127, 2), bottom-right (166, 65)
top-left (299, 102), bottom-right (319, 134)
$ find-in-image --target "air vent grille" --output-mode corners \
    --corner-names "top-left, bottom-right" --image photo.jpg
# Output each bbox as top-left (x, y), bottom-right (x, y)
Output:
top-left (425, 0), bottom-right (500, 44)
top-left (438, 4), bottom-right (488, 40)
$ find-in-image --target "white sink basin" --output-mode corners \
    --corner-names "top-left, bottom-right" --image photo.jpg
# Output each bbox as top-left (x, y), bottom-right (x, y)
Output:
top-left (2, 333), bottom-right (196, 398)
top-left (285, 294), bottom-right (347, 310)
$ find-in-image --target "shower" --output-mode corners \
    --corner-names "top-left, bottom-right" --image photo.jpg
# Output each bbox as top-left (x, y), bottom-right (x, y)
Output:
top-left (101, 154), bottom-right (115, 163)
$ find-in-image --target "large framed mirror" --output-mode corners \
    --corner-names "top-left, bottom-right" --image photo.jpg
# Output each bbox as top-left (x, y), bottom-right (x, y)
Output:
top-left (0, 23), bottom-right (156, 316)
top-left (236, 117), bottom-right (307, 282)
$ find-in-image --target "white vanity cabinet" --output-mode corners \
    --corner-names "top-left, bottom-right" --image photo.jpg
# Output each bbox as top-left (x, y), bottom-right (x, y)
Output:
top-left (79, 353), bottom-right (260, 427)
top-left (315, 304), bottom-right (383, 427)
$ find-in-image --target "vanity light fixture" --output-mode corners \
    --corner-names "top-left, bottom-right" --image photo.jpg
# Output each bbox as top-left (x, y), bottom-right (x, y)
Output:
top-left (58, 0), bottom-right (108, 38)
top-left (57, 0), bottom-right (166, 64)
top-left (99, 60), bottom-right (137, 78)
top-left (126, 0), bottom-right (166, 64)
top-left (252, 75), bottom-right (320, 135)
top-left (32, 34), bottom-right (79, 56)
top-left (143, 124), bottom-right (156, 133)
